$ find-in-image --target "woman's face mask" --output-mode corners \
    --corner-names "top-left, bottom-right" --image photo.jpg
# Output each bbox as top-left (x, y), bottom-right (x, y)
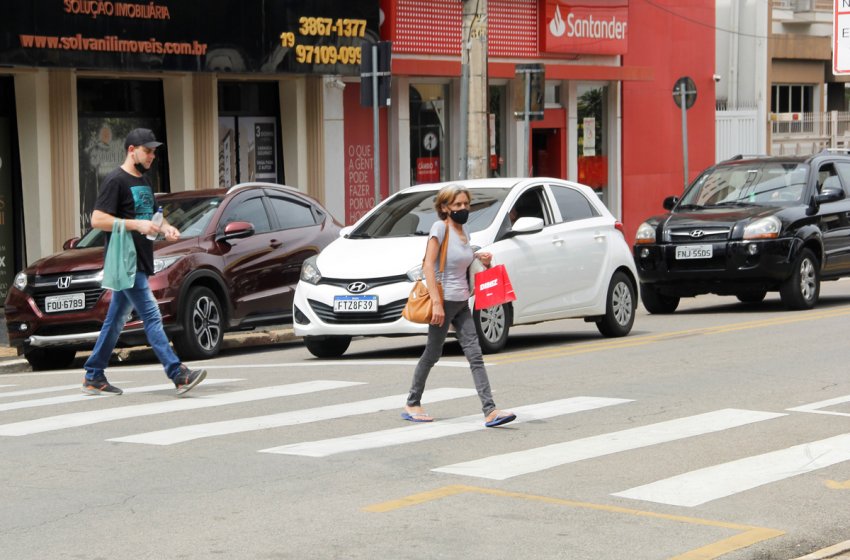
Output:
top-left (449, 209), bottom-right (470, 224)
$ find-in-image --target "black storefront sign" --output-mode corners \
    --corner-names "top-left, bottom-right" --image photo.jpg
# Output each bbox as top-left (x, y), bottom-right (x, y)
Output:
top-left (1, 0), bottom-right (379, 75)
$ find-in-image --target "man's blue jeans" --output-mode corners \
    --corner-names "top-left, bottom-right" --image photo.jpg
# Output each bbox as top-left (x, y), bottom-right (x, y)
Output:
top-left (84, 271), bottom-right (181, 381)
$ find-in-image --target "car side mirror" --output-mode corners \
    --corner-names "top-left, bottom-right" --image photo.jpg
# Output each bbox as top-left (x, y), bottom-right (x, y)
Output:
top-left (663, 196), bottom-right (679, 211)
top-left (815, 185), bottom-right (845, 204)
top-left (63, 237), bottom-right (81, 250)
top-left (216, 221), bottom-right (254, 243)
top-left (510, 216), bottom-right (544, 235)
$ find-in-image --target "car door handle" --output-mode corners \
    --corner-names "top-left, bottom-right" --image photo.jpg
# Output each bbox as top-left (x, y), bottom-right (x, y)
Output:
top-left (551, 237), bottom-right (564, 247)
top-left (594, 233), bottom-right (606, 241)
top-left (269, 240), bottom-right (282, 248)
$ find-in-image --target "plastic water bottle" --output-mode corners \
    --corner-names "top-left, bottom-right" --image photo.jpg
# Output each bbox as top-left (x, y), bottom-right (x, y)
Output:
top-left (146, 206), bottom-right (163, 241)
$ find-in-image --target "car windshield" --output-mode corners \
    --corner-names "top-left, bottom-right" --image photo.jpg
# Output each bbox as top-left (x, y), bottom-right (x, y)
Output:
top-left (348, 188), bottom-right (509, 238)
top-left (74, 195), bottom-right (224, 248)
top-left (679, 162), bottom-right (810, 208)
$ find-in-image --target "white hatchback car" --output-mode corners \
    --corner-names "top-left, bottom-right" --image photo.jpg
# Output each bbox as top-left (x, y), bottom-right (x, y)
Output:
top-left (293, 178), bottom-right (638, 358)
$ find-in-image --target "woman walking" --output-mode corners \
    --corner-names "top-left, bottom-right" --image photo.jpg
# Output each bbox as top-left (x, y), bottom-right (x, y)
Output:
top-left (403, 184), bottom-right (516, 428)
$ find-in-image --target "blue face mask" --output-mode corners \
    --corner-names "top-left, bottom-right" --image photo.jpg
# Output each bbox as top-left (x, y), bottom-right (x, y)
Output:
top-left (449, 209), bottom-right (469, 224)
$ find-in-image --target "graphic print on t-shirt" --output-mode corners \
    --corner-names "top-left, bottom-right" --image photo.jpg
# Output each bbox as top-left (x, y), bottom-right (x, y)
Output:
top-left (131, 185), bottom-right (155, 220)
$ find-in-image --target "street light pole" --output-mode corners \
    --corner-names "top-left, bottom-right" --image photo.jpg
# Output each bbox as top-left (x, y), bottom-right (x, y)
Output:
top-left (460, 0), bottom-right (488, 180)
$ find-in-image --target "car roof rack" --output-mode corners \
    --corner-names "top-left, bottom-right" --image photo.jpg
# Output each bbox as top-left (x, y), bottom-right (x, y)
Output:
top-left (723, 154), bottom-right (769, 161)
top-left (820, 148), bottom-right (850, 155)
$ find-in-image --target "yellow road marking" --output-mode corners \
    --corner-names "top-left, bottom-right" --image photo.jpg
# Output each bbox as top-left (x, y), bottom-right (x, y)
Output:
top-left (364, 485), bottom-right (784, 560)
top-left (488, 306), bottom-right (850, 365)
top-left (825, 479), bottom-right (850, 489)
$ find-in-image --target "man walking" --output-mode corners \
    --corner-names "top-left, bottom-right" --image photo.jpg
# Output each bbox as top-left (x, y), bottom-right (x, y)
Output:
top-left (82, 128), bottom-right (206, 396)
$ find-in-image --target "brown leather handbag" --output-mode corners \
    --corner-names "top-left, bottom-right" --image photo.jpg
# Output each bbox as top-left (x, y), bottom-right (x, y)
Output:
top-left (402, 224), bottom-right (449, 324)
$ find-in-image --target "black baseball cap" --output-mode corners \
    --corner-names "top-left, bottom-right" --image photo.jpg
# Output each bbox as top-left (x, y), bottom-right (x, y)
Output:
top-left (124, 128), bottom-right (163, 150)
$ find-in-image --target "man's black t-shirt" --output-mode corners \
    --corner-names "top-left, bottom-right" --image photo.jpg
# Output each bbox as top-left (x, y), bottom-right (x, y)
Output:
top-left (94, 167), bottom-right (156, 276)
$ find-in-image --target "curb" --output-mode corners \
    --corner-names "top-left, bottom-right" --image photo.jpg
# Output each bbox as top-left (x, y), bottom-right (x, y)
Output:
top-left (0, 327), bottom-right (298, 375)
top-left (793, 541), bottom-right (850, 560)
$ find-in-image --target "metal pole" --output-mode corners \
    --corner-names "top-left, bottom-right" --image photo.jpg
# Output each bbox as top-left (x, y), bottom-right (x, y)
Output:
top-left (680, 84), bottom-right (688, 190)
top-left (458, 44), bottom-right (469, 179)
top-left (522, 71), bottom-right (531, 177)
top-left (372, 44), bottom-right (381, 206)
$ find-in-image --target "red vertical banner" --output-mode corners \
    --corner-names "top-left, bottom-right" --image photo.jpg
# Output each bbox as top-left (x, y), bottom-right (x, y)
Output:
top-left (343, 83), bottom-right (389, 225)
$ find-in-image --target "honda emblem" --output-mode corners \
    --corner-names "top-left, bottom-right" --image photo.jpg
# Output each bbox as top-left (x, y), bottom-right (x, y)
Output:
top-left (56, 276), bottom-right (72, 289)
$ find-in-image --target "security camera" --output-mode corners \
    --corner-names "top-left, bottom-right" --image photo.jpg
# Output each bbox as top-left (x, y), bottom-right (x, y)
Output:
top-left (712, 74), bottom-right (721, 83)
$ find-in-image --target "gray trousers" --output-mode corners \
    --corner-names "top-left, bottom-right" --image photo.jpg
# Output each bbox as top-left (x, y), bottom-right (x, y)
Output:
top-left (407, 299), bottom-right (496, 416)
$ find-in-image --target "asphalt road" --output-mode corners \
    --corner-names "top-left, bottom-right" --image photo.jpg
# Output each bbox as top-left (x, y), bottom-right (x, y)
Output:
top-left (3, 284), bottom-right (850, 559)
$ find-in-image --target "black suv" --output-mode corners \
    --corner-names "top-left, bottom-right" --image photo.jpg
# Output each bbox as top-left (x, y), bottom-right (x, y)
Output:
top-left (633, 152), bottom-right (850, 313)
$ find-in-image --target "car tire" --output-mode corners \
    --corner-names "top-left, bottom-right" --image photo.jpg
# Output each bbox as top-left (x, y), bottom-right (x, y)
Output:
top-left (474, 303), bottom-right (511, 354)
top-left (639, 283), bottom-right (680, 314)
top-left (24, 347), bottom-right (76, 370)
top-left (596, 272), bottom-right (636, 338)
top-left (173, 286), bottom-right (223, 360)
top-left (736, 290), bottom-right (767, 304)
top-left (779, 248), bottom-right (820, 310)
top-left (304, 336), bottom-right (352, 358)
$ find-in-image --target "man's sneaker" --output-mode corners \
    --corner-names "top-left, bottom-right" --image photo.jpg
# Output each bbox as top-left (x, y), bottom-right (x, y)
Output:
top-left (81, 378), bottom-right (123, 396)
top-left (173, 365), bottom-right (207, 395)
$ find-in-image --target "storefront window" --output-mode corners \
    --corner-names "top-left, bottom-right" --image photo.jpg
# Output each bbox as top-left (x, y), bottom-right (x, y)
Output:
top-left (488, 86), bottom-right (507, 178)
top-left (218, 81), bottom-right (283, 188)
top-left (410, 84), bottom-right (449, 185)
top-left (577, 83), bottom-right (609, 205)
top-left (77, 79), bottom-right (168, 231)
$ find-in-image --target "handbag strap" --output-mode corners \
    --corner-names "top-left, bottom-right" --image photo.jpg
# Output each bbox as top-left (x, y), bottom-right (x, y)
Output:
top-left (437, 220), bottom-right (449, 275)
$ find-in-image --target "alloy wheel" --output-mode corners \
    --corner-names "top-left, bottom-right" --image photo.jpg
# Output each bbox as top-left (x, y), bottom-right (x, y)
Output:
top-left (191, 294), bottom-right (222, 352)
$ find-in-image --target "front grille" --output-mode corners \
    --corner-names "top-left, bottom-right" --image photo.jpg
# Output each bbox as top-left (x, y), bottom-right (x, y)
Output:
top-left (318, 274), bottom-right (409, 292)
top-left (308, 298), bottom-right (407, 324)
top-left (33, 287), bottom-right (104, 314)
top-left (668, 227), bottom-right (730, 243)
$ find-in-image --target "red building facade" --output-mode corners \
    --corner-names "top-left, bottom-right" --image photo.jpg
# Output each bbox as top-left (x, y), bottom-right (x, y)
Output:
top-left (375, 0), bottom-right (716, 240)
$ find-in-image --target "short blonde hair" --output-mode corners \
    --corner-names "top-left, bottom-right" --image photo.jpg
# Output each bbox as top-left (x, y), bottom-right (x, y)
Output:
top-left (434, 184), bottom-right (471, 220)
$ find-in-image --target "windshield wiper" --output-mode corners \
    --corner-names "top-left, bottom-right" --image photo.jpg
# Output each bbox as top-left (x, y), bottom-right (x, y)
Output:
top-left (676, 204), bottom-right (703, 210)
top-left (347, 232), bottom-right (372, 239)
top-left (709, 201), bottom-right (755, 207)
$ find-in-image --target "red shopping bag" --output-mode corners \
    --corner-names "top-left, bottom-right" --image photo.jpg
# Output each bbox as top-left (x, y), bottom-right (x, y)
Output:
top-left (473, 264), bottom-right (516, 310)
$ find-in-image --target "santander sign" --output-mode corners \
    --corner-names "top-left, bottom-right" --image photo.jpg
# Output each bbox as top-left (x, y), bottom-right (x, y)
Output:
top-left (543, 0), bottom-right (628, 56)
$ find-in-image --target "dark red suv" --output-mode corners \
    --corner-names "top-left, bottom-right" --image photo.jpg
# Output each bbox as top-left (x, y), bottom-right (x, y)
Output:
top-left (5, 183), bottom-right (341, 370)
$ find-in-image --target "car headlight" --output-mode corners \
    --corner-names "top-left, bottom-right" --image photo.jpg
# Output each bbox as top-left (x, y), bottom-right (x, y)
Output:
top-left (300, 255), bottom-right (322, 284)
top-left (634, 222), bottom-right (656, 244)
top-left (743, 216), bottom-right (781, 240)
top-left (407, 264), bottom-right (424, 282)
top-left (153, 255), bottom-right (184, 274)
top-left (12, 271), bottom-right (28, 291)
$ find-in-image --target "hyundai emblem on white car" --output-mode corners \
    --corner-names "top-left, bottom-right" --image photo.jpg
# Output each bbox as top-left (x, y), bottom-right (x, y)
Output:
top-left (347, 281), bottom-right (369, 293)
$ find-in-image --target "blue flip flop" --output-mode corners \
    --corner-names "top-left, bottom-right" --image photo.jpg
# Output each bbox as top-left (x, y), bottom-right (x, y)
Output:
top-left (402, 412), bottom-right (434, 423)
top-left (485, 412), bottom-right (516, 428)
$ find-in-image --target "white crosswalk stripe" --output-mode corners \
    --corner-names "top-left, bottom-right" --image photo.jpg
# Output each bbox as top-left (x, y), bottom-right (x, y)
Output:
top-left (0, 378), bottom-right (240, 413)
top-left (0, 380), bottom-right (360, 436)
top-left (110, 387), bottom-right (478, 446)
top-left (6, 372), bottom-right (850, 509)
top-left (432, 408), bottom-right (787, 480)
top-left (260, 396), bottom-right (633, 457)
top-left (0, 383), bottom-right (93, 399)
top-left (613, 432), bottom-right (850, 506)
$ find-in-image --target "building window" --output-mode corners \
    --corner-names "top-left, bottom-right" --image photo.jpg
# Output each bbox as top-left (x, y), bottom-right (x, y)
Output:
top-left (218, 81), bottom-right (283, 188)
top-left (488, 85), bottom-right (507, 178)
top-left (410, 83), bottom-right (449, 185)
top-left (577, 83), bottom-right (609, 204)
top-left (77, 79), bottom-right (168, 231)
top-left (771, 84), bottom-right (814, 114)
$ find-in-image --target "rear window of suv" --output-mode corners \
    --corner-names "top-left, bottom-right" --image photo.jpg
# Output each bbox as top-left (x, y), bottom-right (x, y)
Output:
top-left (680, 162), bottom-right (809, 208)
